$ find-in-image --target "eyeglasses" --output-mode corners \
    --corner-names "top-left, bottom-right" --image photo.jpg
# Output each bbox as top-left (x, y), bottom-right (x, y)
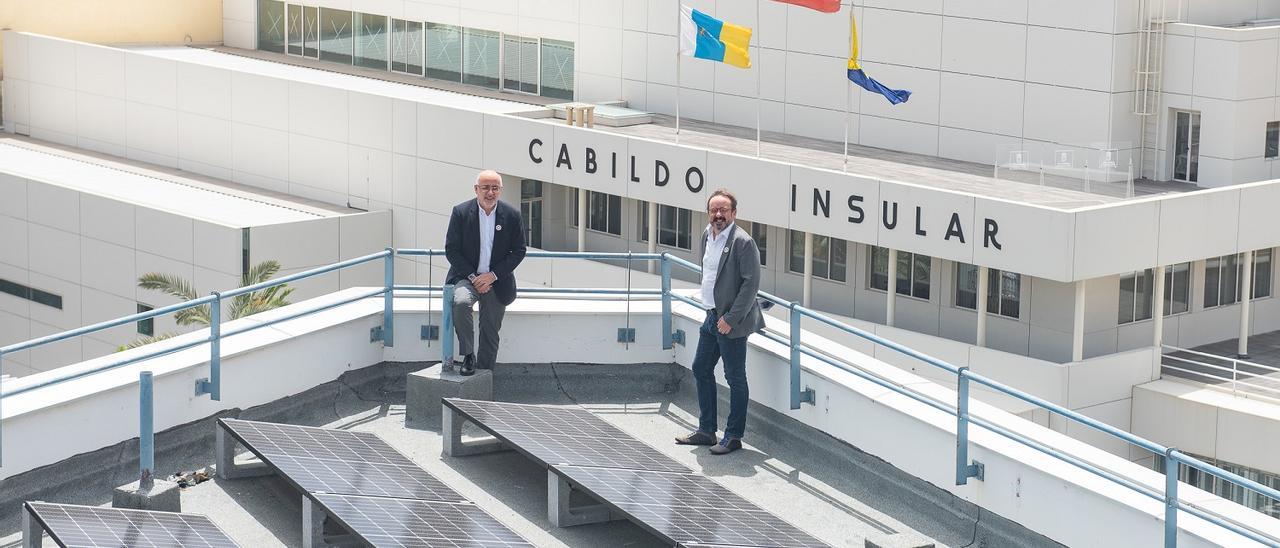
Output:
top-left (707, 207), bottom-right (734, 215)
top-left (476, 185), bottom-right (502, 193)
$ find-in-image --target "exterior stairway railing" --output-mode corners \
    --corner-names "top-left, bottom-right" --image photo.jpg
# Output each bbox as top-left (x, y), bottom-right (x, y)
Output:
top-left (1, 248), bottom-right (1278, 547)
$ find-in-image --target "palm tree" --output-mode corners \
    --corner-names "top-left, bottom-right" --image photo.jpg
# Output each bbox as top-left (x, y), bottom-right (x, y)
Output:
top-left (118, 260), bottom-right (294, 350)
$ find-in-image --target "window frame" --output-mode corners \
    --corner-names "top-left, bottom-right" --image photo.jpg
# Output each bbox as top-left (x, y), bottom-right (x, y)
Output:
top-left (1203, 250), bottom-right (1273, 309)
top-left (788, 231), bottom-right (847, 283)
top-left (570, 190), bottom-right (622, 237)
top-left (868, 246), bottom-right (929, 299)
top-left (954, 263), bottom-right (1021, 319)
top-left (638, 202), bottom-right (693, 250)
top-left (1266, 121), bottom-right (1279, 160)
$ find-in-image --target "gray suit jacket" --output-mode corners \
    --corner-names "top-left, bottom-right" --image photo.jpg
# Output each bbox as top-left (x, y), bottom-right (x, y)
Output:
top-left (701, 224), bottom-right (766, 339)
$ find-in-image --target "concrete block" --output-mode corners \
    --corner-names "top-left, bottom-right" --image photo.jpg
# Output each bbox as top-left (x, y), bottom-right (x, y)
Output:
top-left (112, 479), bottom-right (181, 512)
top-left (406, 364), bottom-right (493, 427)
top-left (866, 533), bottom-right (935, 548)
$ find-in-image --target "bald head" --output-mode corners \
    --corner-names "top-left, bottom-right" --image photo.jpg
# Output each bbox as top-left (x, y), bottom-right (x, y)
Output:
top-left (474, 170), bottom-right (503, 213)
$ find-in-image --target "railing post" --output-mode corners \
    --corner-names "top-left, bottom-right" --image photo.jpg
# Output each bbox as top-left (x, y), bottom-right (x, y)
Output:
top-left (209, 292), bottom-right (221, 401)
top-left (955, 367), bottom-right (983, 484)
top-left (383, 247), bottom-right (395, 348)
top-left (442, 284), bottom-right (455, 372)
top-left (1165, 448), bottom-right (1179, 548)
top-left (661, 254), bottom-right (673, 350)
top-left (139, 371), bottom-right (154, 490)
top-left (789, 303), bottom-right (802, 410)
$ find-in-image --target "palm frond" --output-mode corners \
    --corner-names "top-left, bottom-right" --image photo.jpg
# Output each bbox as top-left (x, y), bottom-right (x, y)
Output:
top-left (116, 333), bottom-right (179, 352)
top-left (243, 260), bottom-right (282, 287)
top-left (137, 273), bottom-right (200, 302)
top-left (174, 303), bottom-right (212, 326)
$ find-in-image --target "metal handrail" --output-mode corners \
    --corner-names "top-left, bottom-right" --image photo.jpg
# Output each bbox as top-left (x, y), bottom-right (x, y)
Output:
top-left (1163, 344), bottom-right (1280, 375)
top-left (0, 248), bottom-right (1277, 546)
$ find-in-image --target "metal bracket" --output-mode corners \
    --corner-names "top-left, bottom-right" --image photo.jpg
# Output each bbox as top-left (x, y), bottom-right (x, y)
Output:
top-left (672, 329), bottom-right (686, 346)
top-left (616, 328), bottom-right (635, 343)
top-left (420, 325), bottom-right (439, 341)
top-left (799, 387), bottom-right (816, 405)
top-left (964, 460), bottom-right (985, 482)
top-left (369, 326), bottom-right (385, 343)
top-left (194, 377), bottom-right (212, 397)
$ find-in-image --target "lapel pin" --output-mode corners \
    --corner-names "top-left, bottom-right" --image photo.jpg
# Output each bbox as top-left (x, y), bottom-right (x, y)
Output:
top-left (722, 247), bottom-right (729, 254)
top-left (495, 224), bottom-right (502, 231)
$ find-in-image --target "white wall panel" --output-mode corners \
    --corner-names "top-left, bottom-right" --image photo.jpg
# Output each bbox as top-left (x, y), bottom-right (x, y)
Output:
top-left (347, 92), bottom-right (393, 152)
top-left (940, 73), bottom-right (1024, 136)
top-left (706, 152), bottom-right (789, 227)
top-left (288, 81), bottom-right (348, 140)
top-left (937, 127), bottom-right (1007, 167)
top-left (783, 103), bottom-right (846, 142)
top-left (79, 237), bottom-right (137, 298)
top-left (194, 222), bottom-right (243, 275)
top-left (858, 63), bottom-right (940, 125)
top-left (124, 54), bottom-right (178, 110)
top-left (1191, 96), bottom-right (1236, 159)
top-left (347, 145), bottom-right (391, 200)
top-left (28, 83), bottom-right (77, 142)
top-left (389, 153), bottom-right (415, 207)
top-left (288, 133), bottom-right (348, 194)
top-left (231, 72), bottom-right (289, 131)
top-left (125, 102), bottom-right (179, 162)
top-left (621, 31), bottom-right (647, 82)
top-left (876, 183), bottom-right (974, 264)
top-left (27, 36), bottom-right (76, 89)
top-left (713, 94), bottom-right (783, 133)
top-left (550, 125), bottom-right (630, 195)
top-left (644, 33), bottom-right (677, 87)
top-left (3, 30), bottom-right (31, 81)
top-left (483, 114), bottom-right (553, 181)
top-left (576, 73), bottom-right (622, 103)
top-left (1232, 98), bottom-right (1274, 160)
top-left (176, 64), bottom-right (232, 120)
top-left (135, 208), bottom-right (194, 265)
top-left (251, 218), bottom-right (339, 269)
top-left (415, 159), bottom-right (482, 216)
top-left (1022, 84), bottom-right (1110, 147)
top-left (27, 183), bottom-right (79, 234)
top-left (645, 82), bottom-right (676, 115)
top-left (0, 217), bottom-right (28, 270)
top-left (787, 167), bottom-right (880, 245)
top-left (783, 51), bottom-right (847, 111)
top-left (578, 24), bottom-right (622, 79)
top-left (177, 112), bottom-right (233, 173)
top-left (862, 0), bottom-right (942, 15)
top-left (75, 93), bottom-right (127, 153)
top-left (943, 0), bottom-right (1028, 23)
top-left (1072, 202), bottom-right (1159, 279)
top-left (75, 45), bottom-right (125, 100)
top-left (1235, 183), bottom-right (1280, 252)
top-left (79, 194), bottom-right (134, 249)
top-left (1155, 189), bottom-right (1242, 266)
top-left (784, 2), bottom-right (853, 58)
top-left (941, 17), bottom-right (1027, 81)
top-left (676, 54), bottom-right (715, 92)
top-left (1026, 27), bottom-right (1113, 92)
top-left (0, 174), bottom-right (27, 220)
top-left (28, 224), bottom-right (81, 284)
top-left (232, 122), bottom-right (290, 182)
top-left (417, 103), bottom-right (484, 167)
top-left (4, 78), bottom-right (31, 129)
top-left (860, 8), bottom-right (943, 70)
top-left (1027, 0), bottom-right (1116, 33)
top-left (858, 116), bottom-right (938, 157)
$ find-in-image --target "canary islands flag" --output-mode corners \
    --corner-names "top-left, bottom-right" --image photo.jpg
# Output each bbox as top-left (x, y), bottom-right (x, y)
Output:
top-left (679, 5), bottom-right (752, 69)
top-left (848, 13), bottom-right (910, 105)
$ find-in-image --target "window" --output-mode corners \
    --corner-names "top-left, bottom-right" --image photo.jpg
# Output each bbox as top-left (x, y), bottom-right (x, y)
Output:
top-left (1267, 121), bottom-right (1279, 159)
top-left (738, 222), bottom-right (767, 266)
top-left (425, 23), bottom-right (462, 81)
top-left (0, 278), bottom-right (63, 309)
top-left (318, 8), bottom-right (354, 64)
top-left (353, 12), bottom-right (389, 70)
top-left (788, 232), bottom-right (847, 282)
top-left (869, 246), bottom-right (929, 299)
top-left (503, 35), bottom-right (539, 94)
top-left (1173, 111), bottom-right (1201, 183)
top-left (1204, 250), bottom-right (1273, 308)
top-left (257, 0), bottom-right (285, 53)
top-left (639, 203), bottom-right (692, 250)
top-left (570, 190), bottom-right (621, 236)
top-left (955, 264), bottom-right (1021, 319)
top-left (137, 304), bottom-right (154, 336)
top-left (462, 28), bottom-right (500, 89)
top-left (520, 180), bottom-right (543, 249)
top-left (539, 38), bottom-right (574, 100)
top-left (287, 4), bottom-right (319, 58)
top-left (390, 19), bottom-right (424, 75)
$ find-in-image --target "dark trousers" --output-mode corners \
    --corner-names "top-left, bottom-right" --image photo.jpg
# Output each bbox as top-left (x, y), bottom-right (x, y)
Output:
top-left (451, 279), bottom-right (506, 369)
top-left (691, 310), bottom-right (749, 440)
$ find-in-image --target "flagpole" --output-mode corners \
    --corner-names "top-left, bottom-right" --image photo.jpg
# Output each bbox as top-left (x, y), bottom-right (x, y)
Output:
top-left (755, 0), bottom-right (762, 157)
top-left (675, 4), bottom-right (682, 143)
top-left (842, 4), bottom-right (852, 172)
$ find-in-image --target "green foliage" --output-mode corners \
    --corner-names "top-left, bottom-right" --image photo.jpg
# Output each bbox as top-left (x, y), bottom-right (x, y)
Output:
top-left (119, 260), bottom-right (294, 351)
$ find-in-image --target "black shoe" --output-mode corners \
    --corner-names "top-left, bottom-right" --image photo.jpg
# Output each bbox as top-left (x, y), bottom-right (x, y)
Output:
top-left (458, 354), bottom-right (476, 376)
top-left (674, 430), bottom-right (717, 446)
top-left (709, 437), bottom-right (742, 455)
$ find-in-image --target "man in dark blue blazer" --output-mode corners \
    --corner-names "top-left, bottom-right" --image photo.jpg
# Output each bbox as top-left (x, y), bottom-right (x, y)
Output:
top-left (444, 170), bottom-right (526, 376)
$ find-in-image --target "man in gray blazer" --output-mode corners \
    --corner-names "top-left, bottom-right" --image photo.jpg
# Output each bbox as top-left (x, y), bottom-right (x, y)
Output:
top-left (675, 189), bottom-right (765, 455)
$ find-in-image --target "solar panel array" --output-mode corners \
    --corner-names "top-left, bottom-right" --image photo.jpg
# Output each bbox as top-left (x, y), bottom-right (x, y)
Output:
top-left (221, 419), bottom-right (464, 502)
top-left (557, 466), bottom-right (828, 548)
top-left (443, 399), bottom-right (830, 548)
top-left (443, 399), bottom-right (691, 473)
top-left (314, 494), bottom-right (533, 548)
top-left (25, 502), bottom-right (239, 548)
top-left (218, 418), bottom-right (530, 547)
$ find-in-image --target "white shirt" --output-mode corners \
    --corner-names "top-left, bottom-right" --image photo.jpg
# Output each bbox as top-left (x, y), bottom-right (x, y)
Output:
top-left (699, 225), bottom-right (731, 310)
top-left (477, 204), bottom-right (497, 275)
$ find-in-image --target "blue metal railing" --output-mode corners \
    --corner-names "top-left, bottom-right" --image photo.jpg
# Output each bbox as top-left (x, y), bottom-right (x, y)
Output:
top-left (0, 249), bottom-right (1278, 546)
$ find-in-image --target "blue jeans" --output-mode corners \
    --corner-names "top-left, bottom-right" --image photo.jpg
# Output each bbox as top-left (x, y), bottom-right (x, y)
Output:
top-left (691, 310), bottom-right (749, 440)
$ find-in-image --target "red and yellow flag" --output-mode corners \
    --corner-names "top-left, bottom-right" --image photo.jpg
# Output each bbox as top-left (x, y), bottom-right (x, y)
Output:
top-left (770, 0), bottom-right (840, 13)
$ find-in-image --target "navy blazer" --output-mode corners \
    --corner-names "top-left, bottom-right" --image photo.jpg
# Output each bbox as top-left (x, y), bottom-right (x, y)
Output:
top-left (444, 198), bottom-right (527, 306)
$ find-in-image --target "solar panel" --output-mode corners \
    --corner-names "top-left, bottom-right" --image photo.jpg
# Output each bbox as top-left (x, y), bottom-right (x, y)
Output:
top-left (313, 494), bottom-right (534, 548)
top-left (444, 399), bottom-right (690, 473)
top-left (555, 466), bottom-right (830, 548)
top-left (25, 501), bottom-right (240, 548)
top-left (219, 419), bottom-right (465, 502)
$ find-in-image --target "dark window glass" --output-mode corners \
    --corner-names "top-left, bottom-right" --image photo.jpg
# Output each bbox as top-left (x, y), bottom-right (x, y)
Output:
top-left (0, 278), bottom-right (62, 309)
top-left (869, 245), bottom-right (888, 290)
top-left (751, 223), bottom-right (768, 266)
top-left (137, 304), bottom-right (155, 336)
top-left (426, 23), bottom-right (462, 81)
top-left (391, 19), bottom-right (424, 74)
top-left (540, 39), bottom-right (574, 100)
top-left (319, 8), bottom-right (354, 64)
top-left (788, 231), bottom-right (805, 275)
top-left (1266, 121), bottom-right (1279, 159)
top-left (830, 237), bottom-right (847, 282)
top-left (257, 0), bottom-right (286, 53)
top-left (462, 28), bottom-right (500, 89)
top-left (1254, 249), bottom-right (1272, 299)
top-left (354, 12), bottom-right (389, 70)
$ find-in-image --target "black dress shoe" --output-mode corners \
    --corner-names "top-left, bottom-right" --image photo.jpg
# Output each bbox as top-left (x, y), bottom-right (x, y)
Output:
top-left (674, 431), bottom-right (718, 446)
top-left (458, 354), bottom-right (476, 376)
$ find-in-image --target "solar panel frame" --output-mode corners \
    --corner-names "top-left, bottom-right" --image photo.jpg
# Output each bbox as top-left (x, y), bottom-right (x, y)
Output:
top-left (311, 493), bottom-right (535, 548)
top-left (553, 466), bottom-right (831, 548)
top-left (443, 398), bottom-right (691, 474)
top-left (25, 501), bottom-right (241, 548)
top-left (218, 419), bottom-right (466, 502)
